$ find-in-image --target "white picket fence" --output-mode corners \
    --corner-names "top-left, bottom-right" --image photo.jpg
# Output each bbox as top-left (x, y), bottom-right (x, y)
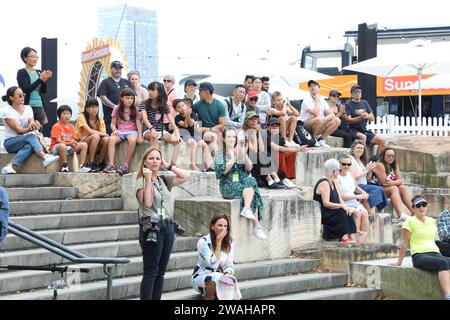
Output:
top-left (367, 115), bottom-right (450, 136)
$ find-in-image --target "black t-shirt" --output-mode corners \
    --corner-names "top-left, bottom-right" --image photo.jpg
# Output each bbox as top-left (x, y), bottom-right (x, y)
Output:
top-left (140, 100), bottom-right (170, 132)
top-left (97, 77), bottom-right (132, 105)
top-left (265, 131), bottom-right (286, 156)
top-left (175, 113), bottom-right (198, 137)
top-left (346, 99), bottom-right (373, 132)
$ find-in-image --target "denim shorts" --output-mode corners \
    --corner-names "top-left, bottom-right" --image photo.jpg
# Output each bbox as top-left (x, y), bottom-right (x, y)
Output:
top-left (52, 145), bottom-right (72, 154)
top-left (118, 130), bottom-right (138, 140)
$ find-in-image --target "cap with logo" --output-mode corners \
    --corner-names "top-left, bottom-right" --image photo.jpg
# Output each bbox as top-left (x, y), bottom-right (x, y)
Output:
top-left (110, 61), bottom-right (124, 69)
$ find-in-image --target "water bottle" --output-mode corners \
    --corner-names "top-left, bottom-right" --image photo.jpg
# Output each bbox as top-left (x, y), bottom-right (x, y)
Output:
top-left (72, 152), bottom-right (79, 172)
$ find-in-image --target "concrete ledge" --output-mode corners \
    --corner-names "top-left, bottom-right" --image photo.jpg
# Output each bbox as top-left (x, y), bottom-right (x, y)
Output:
top-left (350, 257), bottom-right (443, 300)
top-left (0, 174), bottom-right (53, 187)
top-left (6, 187), bottom-right (77, 201)
top-left (53, 173), bottom-right (121, 199)
top-left (174, 189), bottom-right (322, 263)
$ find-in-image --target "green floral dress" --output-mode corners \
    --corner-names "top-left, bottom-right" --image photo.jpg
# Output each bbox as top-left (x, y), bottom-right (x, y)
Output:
top-left (215, 150), bottom-right (263, 220)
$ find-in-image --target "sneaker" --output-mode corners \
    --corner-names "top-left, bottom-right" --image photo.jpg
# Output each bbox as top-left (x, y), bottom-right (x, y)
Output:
top-left (61, 166), bottom-right (69, 173)
top-left (240, 207), bottom-right (256, 220)
top-left (253, 225), bottom-right (268, 240)
top-left (96, 162), bottom-right (106, 172)
top-left (286, 141), bottom-right (300, 148)
top-left (267, 181), bottom-right (286, 189)
top-left (318, 139), bottom-right (331, 148)
top-left (1, 164), bottom-right (16, 174)
top-left (90, 162), bottom-right (100, 173)
top-left (313, 141), bottom-right (320, 147)
top-left (103, 164), bottom-right (117, 173)
top-left (282, 179), bottom-right (297, 188)
top-left (42, 154), bottom-right (59, 167)
top-left (117, 163), bottom-right (129, 176)
top-left (398, 213), bottom-right (410, 222)
top-left (79, 163), bottom-right (92, 173)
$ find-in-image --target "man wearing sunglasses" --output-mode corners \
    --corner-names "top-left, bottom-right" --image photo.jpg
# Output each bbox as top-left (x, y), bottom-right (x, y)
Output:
top-left (347, 85), bottom-right (386, 156)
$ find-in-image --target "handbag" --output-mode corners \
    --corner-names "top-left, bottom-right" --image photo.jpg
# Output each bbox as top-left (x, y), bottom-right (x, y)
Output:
top-left (295, 122), bottom-right (317, 147)
top-left (216, 274), bottom-right (242, 300)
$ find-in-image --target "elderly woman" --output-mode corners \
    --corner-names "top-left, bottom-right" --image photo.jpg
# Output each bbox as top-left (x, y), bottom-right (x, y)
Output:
top-left (128, 71), bottom-right (149, 105)
top-left (349, 140), bottom-right (388, 214)
top-left (372, 147), bottom-right (413, 221)
top-left (389, 195), bottom-right (450, 300)
top-left (192, 214), bottom-right (242, 300)
top-left (313, 159), bottom-right (357, 243)
top-left (215, 127), bottom-right (267, 240)
top-left (1, 86), bottom-right (59, 174)
top-left (162, 74), bottom-right (177, 131)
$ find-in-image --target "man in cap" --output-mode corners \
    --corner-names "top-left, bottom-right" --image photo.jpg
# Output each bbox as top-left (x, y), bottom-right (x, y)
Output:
top-left (298, 80), bottom-right (340, 147)
top-left (346, 85), bottom-right (386, 156)
top-left (245, 90), bottom-right (258, 113)
top-left (224, 84), bottom-right (246, 128)
top-left (193, 82), bottom-right (226, 155)
top-left (183, 79), bottom-right (199, 105)
top-left (97, 61), bottom-right (132, 134)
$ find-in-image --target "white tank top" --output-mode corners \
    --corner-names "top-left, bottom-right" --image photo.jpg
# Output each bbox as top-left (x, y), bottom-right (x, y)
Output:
top-left (338, 173), bottom-right (356, 196)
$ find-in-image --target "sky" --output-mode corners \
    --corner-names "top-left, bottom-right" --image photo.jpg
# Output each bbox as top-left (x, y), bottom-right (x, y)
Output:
top-left (1, 0), bottom-right (450, 103)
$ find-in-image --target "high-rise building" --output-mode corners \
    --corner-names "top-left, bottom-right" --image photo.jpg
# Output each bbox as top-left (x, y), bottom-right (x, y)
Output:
top-left (98, 4), bottom-right (158, 86)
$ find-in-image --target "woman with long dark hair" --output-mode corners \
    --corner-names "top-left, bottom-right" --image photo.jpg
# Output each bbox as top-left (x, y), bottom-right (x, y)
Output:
top-left (17, 47), bottom-right (52, 127)
top-left (140, 81), bottom-right (182, 165)
top-left (192, 214), bottom-right (242, 300)
top-left (136, 147), bottom-right (190, 300)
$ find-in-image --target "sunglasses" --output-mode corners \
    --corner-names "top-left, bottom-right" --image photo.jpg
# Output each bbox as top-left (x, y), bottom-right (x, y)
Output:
top-left (340, 163), bottom-right (352, 167)
top-left (353, 90), bottom-right (362, 94)
top-left (385, 154), bottom-right (395, 159)
top-left (249, 98), bottom-right (258, 102)
top-left (330, 94), bottom-right (340, 98)
top-left (414, 202), bottom-right (427, 208)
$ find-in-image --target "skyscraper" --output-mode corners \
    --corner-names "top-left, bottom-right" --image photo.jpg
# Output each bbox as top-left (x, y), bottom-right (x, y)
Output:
top-left (98, 4), bottom-right (158, 86)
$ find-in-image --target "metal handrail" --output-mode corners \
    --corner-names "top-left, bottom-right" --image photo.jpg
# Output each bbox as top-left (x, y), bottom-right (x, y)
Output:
top-left (7, 221), bottom-right (130, 300)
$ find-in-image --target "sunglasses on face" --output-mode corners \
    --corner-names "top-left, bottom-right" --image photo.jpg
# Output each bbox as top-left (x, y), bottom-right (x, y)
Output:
top-left (353, 90), bottom-right (362, 94)
top-left (414, 202), bottom-right (427, 208)
top-left (340, 163), bottom-right (352, 167)
top-left (330, 94), bottom-right (340, 98)
top-left (385, 154), bottom-right (395, 159)
top-left (249, 98), bottom-right (258, 102)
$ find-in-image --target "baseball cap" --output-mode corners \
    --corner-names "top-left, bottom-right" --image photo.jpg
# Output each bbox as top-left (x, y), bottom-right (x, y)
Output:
top-left (308, 80), bottom-right (320, 87)
top-left (110, 61), bottom-right (124, 69)
top-left (199, 82), bottom-right (214, 92)
top-left (267, 117), bottom-right (280, 126)
top-left (351, 85), bottom-right (362, 93)
top-left (412, 196), bottom-right (428, 207)
top-left (184, 79), bottom-right (197, 87)
top-left (245, 111), bottom-right (258, 120)
top-left (329, 90), bottom-right (342, 97)
top-left (247, 91), bottom-right (258, 99)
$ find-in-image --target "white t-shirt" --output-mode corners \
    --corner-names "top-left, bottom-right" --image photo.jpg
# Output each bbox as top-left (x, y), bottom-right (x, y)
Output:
top-left (256, 91), bottom-right (271, 124)
top-left (298, 95), bottom-right (329, 122)
top-left (2, 105), bottom-right (34, 139)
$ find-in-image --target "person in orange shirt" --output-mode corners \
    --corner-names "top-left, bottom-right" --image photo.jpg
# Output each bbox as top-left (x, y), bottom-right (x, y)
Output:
top-left (50, 105), bottom-right (90, 173)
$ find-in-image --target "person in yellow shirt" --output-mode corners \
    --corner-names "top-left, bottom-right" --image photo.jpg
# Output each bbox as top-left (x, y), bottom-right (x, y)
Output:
top-left (390, 195), bottom-right (450, 300)
top-left (75, 98), bottom-right (109, 172)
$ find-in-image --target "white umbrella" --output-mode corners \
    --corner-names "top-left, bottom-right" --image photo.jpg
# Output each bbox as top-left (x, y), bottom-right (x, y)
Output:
top-left (269, 85), bottom-right (310, 100)
top-left (343, 40), bottom-right (450, 118)
top-left (403, 73), bottom-right (450, 90)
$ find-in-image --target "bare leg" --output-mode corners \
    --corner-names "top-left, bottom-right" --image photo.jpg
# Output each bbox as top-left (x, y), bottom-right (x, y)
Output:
top-left (279, 117), bottom-right (287, 140)
top-left (372, 135), bottom-right (386, 157)
top-left (76, 142), bottom-right (88, 165)
top-left (199, 140), bottom-right (214, 169)
top-left (125, 135), bottom-right (138, 166)
top-left (399, 184), bottom-right (414, 214)
top-left (321, 118), bottom-right (341, 139)
top-left (287, 117), bottom-right (297, 142)
top-left (84, 134), bottom-right (100, 162)
top-left (384, 186), bottom-right (402, 217)
top-left (107, 136), bottom-right (122, 165)
top-left (98, 137), bottom-right (109, 163)
top-left (187, 139), bottom-right (199, 170)
top-left (438, 271), bottom-right (450, 296)
top-left (55, 143), bottom-right (68, 164)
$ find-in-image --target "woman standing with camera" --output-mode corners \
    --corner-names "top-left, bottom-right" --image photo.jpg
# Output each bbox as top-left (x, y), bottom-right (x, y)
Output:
top-left (135, 147), bottom-right (190, 300)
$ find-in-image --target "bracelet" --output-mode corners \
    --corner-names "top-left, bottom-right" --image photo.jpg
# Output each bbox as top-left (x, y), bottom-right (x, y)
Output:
top-left (167, 164), bottom-right (173, 171)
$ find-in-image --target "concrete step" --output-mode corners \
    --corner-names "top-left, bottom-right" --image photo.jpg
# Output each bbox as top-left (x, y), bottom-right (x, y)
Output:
top-left (10, 211), bottom-right (138, 231)
top-left (0, 258), bottom-right (322, 300)
top-left (266, 287), bottom-right (381, 300)
top-left (0, 237), bottom-right (198, 267)
top-left (6, 187), bottom-right (78, 201)
top-left (161, 272), bottom-right (349, 300)
top-left (9, 198), bottom-right (123, 216)
top-left (0, 174), bottom-right (53, 187)
top-left (1, 225), bottom-right (138, 251)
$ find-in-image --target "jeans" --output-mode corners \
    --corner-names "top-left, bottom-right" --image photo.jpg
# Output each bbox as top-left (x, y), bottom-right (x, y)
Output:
top-left (139, 220), bottom-right (175, 300)
top-left (0, 187), bottom-right (9, 243)
top-left (4, 134), bottom-right (43, 167)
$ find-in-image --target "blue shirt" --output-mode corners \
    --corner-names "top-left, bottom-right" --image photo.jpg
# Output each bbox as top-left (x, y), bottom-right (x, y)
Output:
top-left (0, 187), bottom-right (9, 243)
top-left (437, 209), bottom-right (450, 241)
top-left (346, 99), bottom-right (373, 131)
top-left (193, 98), bottom-right (226, 128)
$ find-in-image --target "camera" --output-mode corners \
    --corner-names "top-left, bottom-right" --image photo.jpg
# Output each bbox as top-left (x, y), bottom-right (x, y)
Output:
top-left (142, 214), bottom-right (161, 244)
top-left (173, 221), bottom-right (186, 236)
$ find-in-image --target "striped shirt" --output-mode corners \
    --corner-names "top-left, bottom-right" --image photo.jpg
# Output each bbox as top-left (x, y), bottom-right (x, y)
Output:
top-left (139, 100), bottom-right (170, 132)
top-left (437, 209), bottom-right (450, 241)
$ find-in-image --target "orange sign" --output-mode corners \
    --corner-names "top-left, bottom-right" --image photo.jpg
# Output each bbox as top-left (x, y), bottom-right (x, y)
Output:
top-left (376, 75), bottom-right (450, 96)
top-left (300, 75), bottom-right (358, 98)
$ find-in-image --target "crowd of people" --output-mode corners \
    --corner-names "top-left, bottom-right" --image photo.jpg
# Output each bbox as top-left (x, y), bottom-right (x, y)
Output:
top-left (2, 48), bottom-right (450, 301)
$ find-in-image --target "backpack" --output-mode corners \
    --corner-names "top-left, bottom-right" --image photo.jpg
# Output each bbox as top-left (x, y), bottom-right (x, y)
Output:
top-left (295, 123), bottom-right (317, 147)
top-left (225, 97), bottom-right (244, 122)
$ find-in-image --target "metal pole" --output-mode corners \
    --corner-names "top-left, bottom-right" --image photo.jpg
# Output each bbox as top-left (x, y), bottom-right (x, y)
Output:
top-left (104, 264), bottom-right (115, 300)
top-left (418, 68), bottom-right (422, 120)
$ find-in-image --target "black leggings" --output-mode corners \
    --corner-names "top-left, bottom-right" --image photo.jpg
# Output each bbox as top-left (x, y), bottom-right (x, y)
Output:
top-left (412, 252), bottom-right (450, 272)
top-left (331, 128), bottom-right (353, 148)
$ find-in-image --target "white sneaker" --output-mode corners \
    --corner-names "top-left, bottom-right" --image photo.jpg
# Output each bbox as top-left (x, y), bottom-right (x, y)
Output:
top-left (253, 226), bottom-right (268, 240)
top-left (398, 213), bottom-right (410, 222)
top-left (313, 141), bottom-right (320, 147)
top-left (1, 164), bottom-right (16, 174)
top-left (79, 164), bottom-right (92, 173)
top-left (240, 208), bottom-right (256, 220)
top-left (61, 166), bottom-right (69, 173)
top-left (318, 139), bottom-right (331, 148)
top-left (282, 178), bottom-right (296, 188)
top-left (42, 154), bottom-right (59, 167)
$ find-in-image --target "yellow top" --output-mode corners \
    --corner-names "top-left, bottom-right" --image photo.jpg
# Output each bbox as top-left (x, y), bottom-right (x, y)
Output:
top-left (75, 114), bottom-right (106, 140)
top-left (402, 216), bottom-right (440, 256)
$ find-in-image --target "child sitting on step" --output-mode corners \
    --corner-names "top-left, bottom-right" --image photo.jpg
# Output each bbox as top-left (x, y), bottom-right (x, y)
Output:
top-left (50, 105), bottom-right (90, 173)
top-left (75, 98), bottom-right (109, 172)
top-left (103, 88), bottom-right (144, 175)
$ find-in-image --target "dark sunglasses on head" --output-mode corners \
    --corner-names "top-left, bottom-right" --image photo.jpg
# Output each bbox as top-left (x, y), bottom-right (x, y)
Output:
top-left (249, 98), bottom-right (258, 102)
top-left (340, 163), bottom-right (352, 167)
top-left (414, 202), bottom-right (427, 208)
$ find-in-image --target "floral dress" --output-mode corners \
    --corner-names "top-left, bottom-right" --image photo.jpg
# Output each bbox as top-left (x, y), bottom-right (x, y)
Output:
top-left (214, 150), bottom-right (263, 220)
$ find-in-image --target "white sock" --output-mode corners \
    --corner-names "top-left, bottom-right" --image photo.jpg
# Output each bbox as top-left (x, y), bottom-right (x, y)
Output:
top-left (274, 178), bottom-right (280, 183)
top-left (268, 180), bottom-right (274, 186)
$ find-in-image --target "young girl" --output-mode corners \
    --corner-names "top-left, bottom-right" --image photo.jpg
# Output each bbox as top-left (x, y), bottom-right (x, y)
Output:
top-left (140, 81), bottom-right (182, 166)
top-left (103, 88), bottom-right (144, 175)
top-left (75, 98), bottom-right (109, 172)
top-left (174, 99), bottom-right (214, 171)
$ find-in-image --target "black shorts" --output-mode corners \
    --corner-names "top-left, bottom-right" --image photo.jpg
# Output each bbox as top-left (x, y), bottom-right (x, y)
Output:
top-left (349, 129), bottom-right (376, 144)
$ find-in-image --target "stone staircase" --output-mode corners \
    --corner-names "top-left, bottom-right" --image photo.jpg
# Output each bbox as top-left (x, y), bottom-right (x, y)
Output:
top-left (0, 173), bottom-right (381, 300)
